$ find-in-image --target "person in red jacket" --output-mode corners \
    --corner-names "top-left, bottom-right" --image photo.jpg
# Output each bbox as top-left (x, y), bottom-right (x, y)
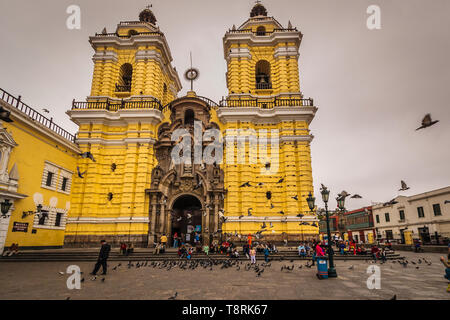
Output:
top-left (315, 241), bottom-right (325, 257)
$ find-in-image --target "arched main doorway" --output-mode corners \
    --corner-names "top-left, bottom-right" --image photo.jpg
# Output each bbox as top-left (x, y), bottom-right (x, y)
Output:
top-left (171, 194), bottom-right (203, 245)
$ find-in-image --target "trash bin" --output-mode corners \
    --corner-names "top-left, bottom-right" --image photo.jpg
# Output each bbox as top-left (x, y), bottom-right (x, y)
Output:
top-left (317, 257), bottom-right (328, 279)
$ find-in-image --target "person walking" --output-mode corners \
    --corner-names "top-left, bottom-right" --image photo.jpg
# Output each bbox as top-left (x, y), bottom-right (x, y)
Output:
top-left (439, 251), bottom-right (450, 292)
top-left (263, 245), bottom-right (270, 262)
top-left (91, 240), bottom-right (111, 276)
top-left (250, 246), bottom-right (256, 264)
top-left (173, 232), bottom-right (179, 248)
top-left (120, 242), bottom-right (127, 255)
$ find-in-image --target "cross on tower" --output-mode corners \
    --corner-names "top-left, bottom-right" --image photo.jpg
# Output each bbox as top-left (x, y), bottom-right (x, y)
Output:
top-left (255, 0), bottom-right (261, 4)
top-left (146, 4), bottom-right (152, 9)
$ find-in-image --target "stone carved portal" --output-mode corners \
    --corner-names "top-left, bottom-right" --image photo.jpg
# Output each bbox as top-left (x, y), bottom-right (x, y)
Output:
top-left (147, 97), bottom-right (225, 246)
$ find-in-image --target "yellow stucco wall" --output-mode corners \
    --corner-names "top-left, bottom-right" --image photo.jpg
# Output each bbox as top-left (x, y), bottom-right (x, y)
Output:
top-left (3, 118), bottom-right (78, 247)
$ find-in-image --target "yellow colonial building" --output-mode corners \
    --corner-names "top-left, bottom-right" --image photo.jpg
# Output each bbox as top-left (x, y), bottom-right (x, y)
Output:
top-left (0, 89), bottom-right (79, 252)
top-left (1, 3), bottom-right (318, 250)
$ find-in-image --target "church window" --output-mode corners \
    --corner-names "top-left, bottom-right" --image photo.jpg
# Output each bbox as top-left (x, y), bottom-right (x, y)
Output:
top-left (256, 26), bottom-right (266, 36)
top-left (116, 63), bottom-right (133, 92)
top-left (184, 109), bottom-right (195, 125)
top-left (255, 60), bottom-right (271, 89)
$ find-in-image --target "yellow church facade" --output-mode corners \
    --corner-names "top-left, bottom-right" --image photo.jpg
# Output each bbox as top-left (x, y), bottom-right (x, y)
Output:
top-left (1, 3), bottom-right (318, 250)
top-left (66, 3), bottom-right (318, 247)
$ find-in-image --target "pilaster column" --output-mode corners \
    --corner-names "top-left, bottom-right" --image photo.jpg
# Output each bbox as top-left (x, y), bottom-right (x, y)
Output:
top-left (159, 199), bottom-right (166, 234)
top-left (148, 194), bottom-right (157, 246)
top-left (214, 194), bottom-right (219, 233)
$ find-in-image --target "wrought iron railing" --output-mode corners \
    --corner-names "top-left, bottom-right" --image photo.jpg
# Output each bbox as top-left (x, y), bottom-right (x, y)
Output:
top-left (227, 28), bottom-right (298, 35)
top-left (115, 84), bottom-right (131, 92)
top-left (219, 97), bottom-right (314, 108)
top-left (72, 98), bottom-right (162, 112)
top-left (161, 96), bottom-right (219, 113)
top-left (0, 88), bottom-right (76, 142)
top-left (94, 31), bottom-right (163, 38)
top-left (256, 82), bottom-right (272, 90)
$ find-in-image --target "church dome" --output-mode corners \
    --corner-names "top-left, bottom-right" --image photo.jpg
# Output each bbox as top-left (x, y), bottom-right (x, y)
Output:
top-left (250, 3), bottom-right (268, 17)
top-left (139, 8), bottom-right (157, 24)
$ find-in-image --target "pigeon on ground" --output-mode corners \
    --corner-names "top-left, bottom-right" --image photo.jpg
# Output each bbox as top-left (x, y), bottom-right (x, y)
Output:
top-left (390, 294), bottom-right (397, 300)
top-left (168, 292), bottom-right (178, 300)
top-left (416, 114), bottom-right (439, 131)
top-left (348, 265), bottom-right (354, 270)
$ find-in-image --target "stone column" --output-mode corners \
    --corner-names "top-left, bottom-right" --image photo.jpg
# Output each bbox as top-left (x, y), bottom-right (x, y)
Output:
top-left (204, 194), bottom-right (211, 245)
top-left (214, 194), bottom-right (219, 233)
top-left (148, 194), bottom-right (157, 247)
top-left (159, 199), bottom-right (166, 235)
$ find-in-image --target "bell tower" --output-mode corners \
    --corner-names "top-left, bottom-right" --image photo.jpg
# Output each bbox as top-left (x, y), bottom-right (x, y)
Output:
top-left (89, 7), bottom-right (181, 106)
top-left (223, 2), bottom-right (302, 99)
top-left (218, 2), bottom-right (319, 241)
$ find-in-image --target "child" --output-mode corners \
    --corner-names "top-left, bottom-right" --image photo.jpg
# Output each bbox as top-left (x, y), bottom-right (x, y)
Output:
top-left (250, 246), bottom-right (256, 264)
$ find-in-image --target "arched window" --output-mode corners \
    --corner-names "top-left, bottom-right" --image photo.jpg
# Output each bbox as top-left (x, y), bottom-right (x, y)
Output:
top-left (256, 26), bottom-right (266, 36)
top-left (184, 109), bottom-right (195, 125)
top-left (116, 63), bottom-right (133, 92)
top-left (255, 60), bottom-right (271, 89)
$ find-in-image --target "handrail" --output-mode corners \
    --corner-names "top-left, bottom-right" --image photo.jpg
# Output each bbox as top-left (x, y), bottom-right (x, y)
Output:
top-left (94, 31), bottom-right (163, 38)
top-left (227, 28), bottom-right (298, 35)
top-left (0, 88), bottom-right (76, 142)
top-left (219, 97), bottom-right (314, 108)
top-left (72, 97), bottom-right (163, 111)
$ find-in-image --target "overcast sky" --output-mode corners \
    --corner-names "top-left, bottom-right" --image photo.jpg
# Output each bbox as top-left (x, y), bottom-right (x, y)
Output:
top-left (0, 0), bottom-right (449, 210)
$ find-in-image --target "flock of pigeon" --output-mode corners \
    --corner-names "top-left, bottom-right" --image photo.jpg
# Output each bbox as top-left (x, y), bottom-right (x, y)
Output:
top-left (61, 254), bottom-right (435, 300)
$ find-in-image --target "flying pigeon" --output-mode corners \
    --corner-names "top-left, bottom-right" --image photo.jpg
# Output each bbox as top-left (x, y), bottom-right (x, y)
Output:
top-left (240, 181), bottom-right (251, 187)
top-left (247, 208), bottom-right (253, 216)
top-left (416, 114), bottom-right (439, 130)
top-left (291, 195), bottom-right (298, 200)
top-left (350, 194), bottom-right (362, 199)
top-left (399, 180), bottom-right (410, 191)
top-left (278, 211), bottom-right (285, 215)
top-left (42, 108), bottom-right (50, 113)
top-left (193, 176), bottom-right (203, 190)
top-left (276, 178), bottom-right (284, 184)
top-left (80, 152), bottom-right (96, 162)
top-left (266, 191), bottom-right (272, 200)
top-left (270, 202), bottom-right (274, 209)
top-left (77, 166), bottom-right (87, 178)
top-left (337, 191), bottom-right (351, 200)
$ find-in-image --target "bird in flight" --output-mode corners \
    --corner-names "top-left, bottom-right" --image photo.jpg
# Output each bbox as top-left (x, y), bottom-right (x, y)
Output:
top-left (79, 152), bottom-right (96, 162)
top-left (42, 108), bottom-right (50, 113)
top-left (276, 178), bottom-right (284, 184)
top-left (77, 166), bottom-right (87, 178)
top-left (291, 195), bottom-right (298, 200)
top-left (399, 180), bottom-right (410, 191)
top-left (247, 208), bottom-right (253, 216)
top-left (193, 176), bottom-right (203, 190)
top-left (416, 114), bottom-right (439, 131)
top-left (337, 190), bottom-right (351, 200)
top-left (240, 181), bottom-right (251, 187)
top-left (444, 200), bottom-right (450, 204)
top-left (350, 194), bottom-right (362, 199)
top-left (278, 211), bottom-right (285, 215)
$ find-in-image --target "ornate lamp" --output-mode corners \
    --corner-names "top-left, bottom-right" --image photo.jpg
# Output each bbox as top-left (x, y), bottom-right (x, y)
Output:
top-left (1, 199), bottom-right (13, 217)
top-left (336, 196), bottom-right (346, 211)
top-left (321, 187), bottom-right (330, 203)
top-left (306, 192), bottom-right (316, 212)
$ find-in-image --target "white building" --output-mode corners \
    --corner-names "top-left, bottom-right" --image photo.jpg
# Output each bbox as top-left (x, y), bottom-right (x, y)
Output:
top-left (372, 186), bottom-right (450, 244)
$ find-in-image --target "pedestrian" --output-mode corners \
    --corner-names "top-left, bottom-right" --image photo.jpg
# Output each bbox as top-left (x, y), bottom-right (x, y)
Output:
top-left (247, 233), bottom-right (252, 247)
top-left (120, 242), bottom-right (127, 255)
top-left (439, 253), bottom-right (450, 292)
top-left (380, 247), bottom-right (387, 262)
top-left (263, 245), bottom-right (270, 262)
top-left (250, 246), bottom-right (256, 264)
top-left (91, 240), bottom-right (110, 276)
top-left (371, 245), bottom-right (379, 261)
top-left (154, 242), bottom-right (161, 255)
top-left (126, 242), bottom-right (134, 256)
top-left (203, 244), bottom-right (209, 255)
top-left (173, 232), bottom-right (179, 248)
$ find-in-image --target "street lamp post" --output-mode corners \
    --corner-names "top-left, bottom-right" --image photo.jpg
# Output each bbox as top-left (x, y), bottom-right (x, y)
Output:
top-left (321, 187), bottom-right (337, 278)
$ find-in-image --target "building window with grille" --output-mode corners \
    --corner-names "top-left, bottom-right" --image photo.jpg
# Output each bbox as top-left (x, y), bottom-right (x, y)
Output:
top-left (61, 177), bottom-right (68, 192)
top-left (385, 213), bottom-right (390, 222)
top-left (55, 212), bottom-right (63, 227)
top-left (46, 172), bottom-right (54, 187)
top-left (399, 210), bottom-right (405, 221)
top-left (385, 230), bottom-right (393, 240)
top-left (376, 214), bottom-right (380, 223)
top-left (432, 204), bottom-right (441, 216)
top-left (417, 206), bottom-right (425, 218)
top-left (38, 210), bottom-right (49, 225)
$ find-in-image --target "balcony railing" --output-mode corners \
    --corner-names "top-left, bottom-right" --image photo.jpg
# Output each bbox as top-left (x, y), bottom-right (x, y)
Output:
top-left (0, 88), bottom-right (76, 142)
top-left (72, 98), bottom-right (162, 112)
top-left (227, 28), bottom-right (298, 35)
top-left (256, 82), bottom-right (272, 90)
top-left (115, 84), bottom-right (131, 92)
top-left (219, 97), bottom-right (314, 109)
top-left (94, 31), bottom-right (163, 38)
